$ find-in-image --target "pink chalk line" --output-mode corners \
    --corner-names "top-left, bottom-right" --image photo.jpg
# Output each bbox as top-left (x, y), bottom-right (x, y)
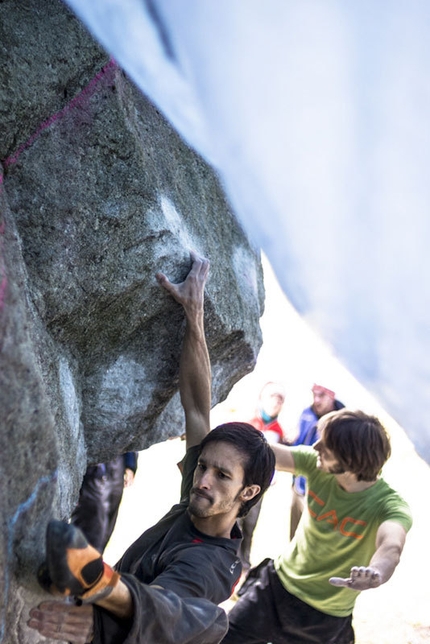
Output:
top-left (0, 58), bottom-right (117, 312)
top-left (2, 57), bottom-right (117, 169)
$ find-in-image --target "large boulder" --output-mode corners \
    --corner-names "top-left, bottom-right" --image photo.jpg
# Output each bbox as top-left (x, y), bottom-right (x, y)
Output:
top-left (60, 0), bottom-right (430, 466)
top-left (0, 0), bottom-right (264, 640)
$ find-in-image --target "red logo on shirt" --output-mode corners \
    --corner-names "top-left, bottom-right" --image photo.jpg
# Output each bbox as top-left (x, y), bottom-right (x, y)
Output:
top-left (308, 489), bottom-right (367, 539)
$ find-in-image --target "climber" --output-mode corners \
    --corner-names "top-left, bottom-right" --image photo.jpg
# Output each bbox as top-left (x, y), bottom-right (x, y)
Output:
top-left (28, 252), bottom-right (275, 644)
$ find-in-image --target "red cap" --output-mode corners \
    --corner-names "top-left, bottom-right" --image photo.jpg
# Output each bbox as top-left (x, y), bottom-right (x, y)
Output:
top-left (312, 384), bottom-right (335, 399)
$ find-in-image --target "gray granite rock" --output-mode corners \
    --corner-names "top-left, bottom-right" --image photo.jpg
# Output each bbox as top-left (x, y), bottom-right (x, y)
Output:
top-left (0, 0), bottom-right (264, 640)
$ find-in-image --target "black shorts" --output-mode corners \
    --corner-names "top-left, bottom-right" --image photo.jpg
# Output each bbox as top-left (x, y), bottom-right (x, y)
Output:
top-left (222, 560), bottom-right (354, 644)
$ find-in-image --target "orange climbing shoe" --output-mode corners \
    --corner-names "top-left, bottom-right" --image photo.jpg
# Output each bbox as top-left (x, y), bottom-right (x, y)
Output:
top-left (43, 520), bottom-right (120, 603)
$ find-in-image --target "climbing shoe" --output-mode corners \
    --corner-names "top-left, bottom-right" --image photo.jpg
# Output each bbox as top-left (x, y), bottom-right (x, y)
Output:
top-left (43, 520), bottom-right (120, 603)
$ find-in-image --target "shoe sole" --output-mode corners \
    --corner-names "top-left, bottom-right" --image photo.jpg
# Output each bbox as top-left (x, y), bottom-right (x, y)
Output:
top-left (46, 520), bottom-right (97, 596)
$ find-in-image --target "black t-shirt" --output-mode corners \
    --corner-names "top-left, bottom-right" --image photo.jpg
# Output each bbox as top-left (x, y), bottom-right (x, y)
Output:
top-left (93, 445), bottom-right (242, 644)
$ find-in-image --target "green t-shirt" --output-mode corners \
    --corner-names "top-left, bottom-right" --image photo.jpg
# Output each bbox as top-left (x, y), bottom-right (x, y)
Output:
top-left (275, 446), bottom-right (412, 617)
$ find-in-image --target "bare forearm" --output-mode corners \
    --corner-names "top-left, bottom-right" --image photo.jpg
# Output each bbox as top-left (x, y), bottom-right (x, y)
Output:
top-left (180, 309), bottom-right (211, 448)
top-left (330, 521), bottom-right (407, 591)
top-left (369, 521), bottom-right (407, 584)
top-left (367, 539), bottom-right (403, 584)
top-left (270, 443), bottom-right (295, 472)
top-left (157, 254), bottom-right (211, 447)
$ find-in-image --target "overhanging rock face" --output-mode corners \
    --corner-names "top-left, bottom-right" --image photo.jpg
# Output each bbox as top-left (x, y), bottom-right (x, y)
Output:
top-left (0, 1), bottom-right (264, 640)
